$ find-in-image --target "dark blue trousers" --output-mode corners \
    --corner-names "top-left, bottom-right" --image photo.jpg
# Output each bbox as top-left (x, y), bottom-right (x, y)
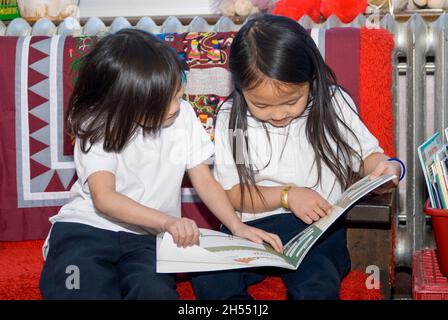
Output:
top-left (191, 213), bottom-right (351, 300)
top-left (40, 222), bottom-right (178, 300)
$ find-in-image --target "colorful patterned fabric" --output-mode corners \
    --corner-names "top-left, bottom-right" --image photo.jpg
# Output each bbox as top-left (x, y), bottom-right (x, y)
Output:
top-left (0, 29), bottom-right (394, 241)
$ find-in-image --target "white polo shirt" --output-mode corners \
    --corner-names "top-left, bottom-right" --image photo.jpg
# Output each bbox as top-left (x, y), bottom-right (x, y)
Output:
top-left (213, 89), bottom-right (384, 222)
top-left (48, 100), bottom-right (214, 235)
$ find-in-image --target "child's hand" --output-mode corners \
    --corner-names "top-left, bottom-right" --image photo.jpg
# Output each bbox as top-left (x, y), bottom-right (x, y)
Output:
top-left (230, 223), bottom-right (283, 253)
top-left (162, 216), bottom-right (200, 248)
top-left (369, 160), bottom-right (401, 194)
top-left (288, 187), bottom-right (333, 224)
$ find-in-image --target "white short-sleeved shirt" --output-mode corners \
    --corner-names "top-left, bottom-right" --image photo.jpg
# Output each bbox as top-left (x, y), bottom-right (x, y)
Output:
top-left (47, 100), bottom-right (214, 236)
top-left (213, 89), bottom-right (384, 222)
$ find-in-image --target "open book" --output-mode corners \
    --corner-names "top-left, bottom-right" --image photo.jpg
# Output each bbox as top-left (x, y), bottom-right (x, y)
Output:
top-left (157, 174), bottom-right (396, 273)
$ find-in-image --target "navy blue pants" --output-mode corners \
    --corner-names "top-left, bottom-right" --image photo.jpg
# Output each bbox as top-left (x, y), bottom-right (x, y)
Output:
top-left (39, 222), bottom-right (178, 300)
top-left (191, 213), bottom-right (351, 300)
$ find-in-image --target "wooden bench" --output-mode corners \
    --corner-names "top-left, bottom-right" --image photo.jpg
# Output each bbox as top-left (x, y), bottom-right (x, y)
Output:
top-left (346, 191), bottom-right (396, 298)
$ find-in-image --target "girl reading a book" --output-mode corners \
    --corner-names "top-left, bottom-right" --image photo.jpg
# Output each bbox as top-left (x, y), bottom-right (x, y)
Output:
top-left (39, 29), bottom-right (283, 300)
top-left (191, 14), bottom-right (404, 300)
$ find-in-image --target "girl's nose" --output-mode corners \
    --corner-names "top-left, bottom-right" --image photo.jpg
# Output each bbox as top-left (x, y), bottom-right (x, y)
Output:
top-left (272, 112), bottom-right (289, 121)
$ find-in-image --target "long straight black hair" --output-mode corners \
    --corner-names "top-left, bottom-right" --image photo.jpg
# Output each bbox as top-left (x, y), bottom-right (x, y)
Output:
top-left (67, 29), bottom-right (184, 153)
top-left (228, 14), bottom-right (363, 211)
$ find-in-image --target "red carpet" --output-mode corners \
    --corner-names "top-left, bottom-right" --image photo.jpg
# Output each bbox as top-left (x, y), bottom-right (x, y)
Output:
top-left (0, 240), bottom-right (383, 300)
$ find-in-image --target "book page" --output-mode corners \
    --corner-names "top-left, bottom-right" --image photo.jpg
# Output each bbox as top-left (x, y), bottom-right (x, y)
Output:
top-left (157, 229), bottom-right (295, 273)
top-left (199, 229), bottom-right (294, 268)
top-left (284, 174), bottom-right (396, 269)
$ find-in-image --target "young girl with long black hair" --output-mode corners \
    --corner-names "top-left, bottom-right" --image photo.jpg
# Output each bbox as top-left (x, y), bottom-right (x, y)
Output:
top-left (192, 14), bottom-right (402, 300)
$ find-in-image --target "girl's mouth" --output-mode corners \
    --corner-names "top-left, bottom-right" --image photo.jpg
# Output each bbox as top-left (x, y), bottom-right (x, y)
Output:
top-left (270, 118), bottom-right (290, 126)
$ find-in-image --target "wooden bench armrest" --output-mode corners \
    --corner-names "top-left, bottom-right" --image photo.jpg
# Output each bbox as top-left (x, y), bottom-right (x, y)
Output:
top-left (345, 190), bottom-right (397, 227)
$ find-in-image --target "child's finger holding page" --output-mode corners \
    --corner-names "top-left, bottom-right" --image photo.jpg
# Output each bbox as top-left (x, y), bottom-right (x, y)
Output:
top-left (230, 223), bottom-right (284, 253)
top-left (288, 187), bottom-right (333, 224)
top-left (162, 216), bottom-right (200, 247)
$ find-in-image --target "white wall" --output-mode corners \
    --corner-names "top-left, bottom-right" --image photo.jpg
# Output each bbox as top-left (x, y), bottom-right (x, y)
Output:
top-left (79, 0), bottom-right (214, 18)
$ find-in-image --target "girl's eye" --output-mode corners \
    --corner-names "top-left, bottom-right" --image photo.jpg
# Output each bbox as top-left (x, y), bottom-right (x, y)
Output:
top-left (286, 99), bottom-right (299, 106)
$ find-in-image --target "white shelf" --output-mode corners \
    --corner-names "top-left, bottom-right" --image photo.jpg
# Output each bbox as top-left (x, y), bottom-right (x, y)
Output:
top-left (79, 0), bottom-right (214, 18)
